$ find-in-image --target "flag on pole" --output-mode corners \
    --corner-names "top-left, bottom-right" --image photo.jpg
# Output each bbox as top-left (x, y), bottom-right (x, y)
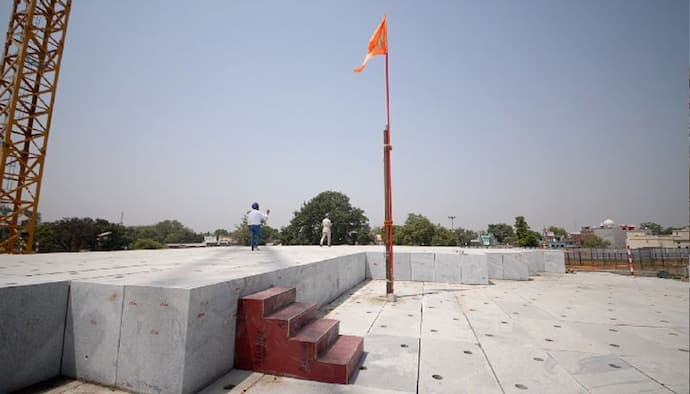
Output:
top-left (353, 16), bottom-right (388, 73)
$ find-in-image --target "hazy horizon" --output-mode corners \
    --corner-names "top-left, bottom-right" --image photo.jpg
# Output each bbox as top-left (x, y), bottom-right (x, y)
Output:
top-left (1, 1), bottom-right (687, 234)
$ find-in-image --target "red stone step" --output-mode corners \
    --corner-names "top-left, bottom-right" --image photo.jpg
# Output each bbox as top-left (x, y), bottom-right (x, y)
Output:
top-left (289, 319), bottom-right (340, 359)
top-left (265, 302), bottom-right (317, 337)
top-left (241, 287), bottom-right (296, 317)
top-left (316, 335), bottom-right (364, 384)
top-left (235, 286), bottom-right (365, 384)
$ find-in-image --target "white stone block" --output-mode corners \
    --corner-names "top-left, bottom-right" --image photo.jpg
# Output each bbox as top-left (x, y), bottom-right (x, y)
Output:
top-left (410, 253), bottom-right (435, 282)
top-left (523, 251), bottom-right (539, 276)
top-left (365, 252), bottom-right (386, 280)
top-left (434, 253), bottom-right (461, 284)
top-left (486, 253), bottom-right (504, 279)
top-left (0, 282), bottom-right (69, 393)
top-left (116, 286), bottom-right (191, 394)
top-left (502, 253), bottom-right (529, 281)
top-left (544, 250), bottom-right (565, 273)
top-left (394, 252), bottom-right (411, 281)
top-left (365, 252), bottom-right (410, 281)
top-left (460, 254), bottom-right (488, 285)
top-left (62, 282), bottom-right (124, 386)
top-left (183, 282), bottom-right (237, 394)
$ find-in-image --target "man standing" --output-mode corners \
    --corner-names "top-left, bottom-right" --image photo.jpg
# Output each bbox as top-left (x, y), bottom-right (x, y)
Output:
top-left (247, 202), bottom-right (270, 251)
top-left (320, 213), bottom-right (332, 247)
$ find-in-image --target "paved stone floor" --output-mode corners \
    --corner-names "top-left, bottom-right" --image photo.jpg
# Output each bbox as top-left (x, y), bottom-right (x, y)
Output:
top-left (0, 245), bottom-right (470, 288)
top-left (201, 272), bottom-right (689, 394)
top-left (16, 272), bottom-right (690, 394)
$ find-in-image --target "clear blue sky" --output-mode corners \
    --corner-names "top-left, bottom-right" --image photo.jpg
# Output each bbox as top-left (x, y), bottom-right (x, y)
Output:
top-left (1, 1), bottom-right (687, 233)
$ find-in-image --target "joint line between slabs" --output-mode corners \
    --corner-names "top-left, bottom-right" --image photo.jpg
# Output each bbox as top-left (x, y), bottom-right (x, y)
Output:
top-left (625, 359), bottom-right (678, 393)
top-left (457, 293), bottom-right (505, 394)
top-left (416, 281), bottom-right (425, 394)
top-left (114, 285), bottom-right (127, 385)
top-left (365, 290), bottom-right (388, 335)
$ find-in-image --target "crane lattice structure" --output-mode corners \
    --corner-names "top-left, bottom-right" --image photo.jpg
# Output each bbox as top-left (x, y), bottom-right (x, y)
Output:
top-left (0, 0), bottom-right (71, 253)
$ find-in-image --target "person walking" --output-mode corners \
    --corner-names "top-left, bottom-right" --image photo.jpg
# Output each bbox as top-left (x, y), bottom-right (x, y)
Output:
top-left (320, 213), bottom-right (332, 247)
top-left (247, 202), bottom-right (270, 251)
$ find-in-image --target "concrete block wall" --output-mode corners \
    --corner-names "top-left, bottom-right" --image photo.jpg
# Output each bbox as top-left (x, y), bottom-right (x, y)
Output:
top-left (435, 253), bottom-right (461, 283)
top-left (61, 253), bottom-right (368, 394)
top-left (460, 253), bottom-right (489, 284)
top-left (2, 248), bottom-right (566, 394)
top-left (62, 282), bottom-right (124, 386)
top-left (483, 250), bottom-right (565, 281)
top-left (365, 252), bottom-right (413, 281)
top-left (486, 253), bottom-right (503, 280)
top-left (365, 249), bottom-right (565, 284)
top-left (0, 282), bottom-right (70, 393)
top-left (501, 253), bottom-right (529, 281)
top-left (543, 250), bottom-right (566, 273)
top-left (410, 253), bottom-right (435, 282)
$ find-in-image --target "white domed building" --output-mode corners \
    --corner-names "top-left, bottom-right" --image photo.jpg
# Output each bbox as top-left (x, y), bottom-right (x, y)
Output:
top-left (601, 218), bottom-right (615, 228)
top-left (592, 218), bottom-right (626, 248)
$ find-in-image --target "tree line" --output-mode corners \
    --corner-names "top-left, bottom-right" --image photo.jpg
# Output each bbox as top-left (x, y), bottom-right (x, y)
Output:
top-left (9, 189), bottom-right (671, 253)
top-left (33, 218), bottom-right (203, 252)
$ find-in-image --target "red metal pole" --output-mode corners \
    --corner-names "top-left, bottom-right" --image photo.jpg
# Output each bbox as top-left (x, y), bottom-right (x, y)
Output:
top-left (384, 53), bottom-right (394, 298)
top-left (626, 246), bottom-right (635, 276)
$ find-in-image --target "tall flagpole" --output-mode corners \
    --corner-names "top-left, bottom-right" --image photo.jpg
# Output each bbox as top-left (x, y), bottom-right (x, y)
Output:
top-left (384, 50), bottom-right (395, 299)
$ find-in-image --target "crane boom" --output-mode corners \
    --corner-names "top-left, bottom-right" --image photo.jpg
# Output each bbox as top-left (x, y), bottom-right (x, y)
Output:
top-left (0, 0), bottom-right (72, 253)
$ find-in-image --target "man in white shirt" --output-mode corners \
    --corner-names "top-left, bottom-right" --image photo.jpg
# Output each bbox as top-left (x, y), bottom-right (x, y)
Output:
top-left (320, 213), bottom-right (332, 247)
top-left (247, 202), bottom-right (270, 251)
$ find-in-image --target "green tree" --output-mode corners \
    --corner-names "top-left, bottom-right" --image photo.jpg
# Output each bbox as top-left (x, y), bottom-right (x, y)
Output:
top-left (547, 226), bottom-right (567, 241)
top-left (34, 222), bottom-right (59, 252)
top-left (514, 216), bottom-right (540, 247)
top-left (233, 215), bottom-right (280, 246)
top-left (394, 214), bottom-right (435, 245)
top-left (583, 235), bottom-right (611, 248)
top-left (429, 225), bottom-right (478, 246)
top-left (640, 222), bottom-right (663, 235)
top-left (131, 220), bottom-right (202, 245)
top-left (233, 216), bottom-right (250, 246)
top-left (94, 219), bottom-right (133, 251)
top-left (431, 225), bottom-right (456, 246)
top-left (262, 225), bottom-right (280, 244)
top-left (132, 238), bottom-right (164, 249)
top-left (155, 220), bottom-right (202, 243)
top-left (456, 228), bottom-right (479, 246)
top-left (213, 228), bottom-right (230, 237)
top-left (34, 217), bottom-right (135, 252)
top-left (281, 191), bottom-right (372, 245)
top-left (52, 217), bottom-right (97, 251)
top-left (487, 223), bottom-right (514, 244)
top-left (377, 224), bottom-right (401, 245)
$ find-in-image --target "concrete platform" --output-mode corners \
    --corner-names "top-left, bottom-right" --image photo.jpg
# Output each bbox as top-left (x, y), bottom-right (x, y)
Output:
top-left (201, 273), bottom-right (688, 393)
top-left (6, 268), bottom-right (688, 393)
top-left (0, 246), bottom-right (565, 393)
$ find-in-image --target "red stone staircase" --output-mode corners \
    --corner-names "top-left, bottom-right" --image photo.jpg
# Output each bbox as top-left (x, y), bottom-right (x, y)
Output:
top-left (234, 287), bottom-right (364, 384)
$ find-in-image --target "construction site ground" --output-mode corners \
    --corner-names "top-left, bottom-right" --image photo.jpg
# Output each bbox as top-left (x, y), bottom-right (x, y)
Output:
top-left (19, 271), bottom-right (689, 394)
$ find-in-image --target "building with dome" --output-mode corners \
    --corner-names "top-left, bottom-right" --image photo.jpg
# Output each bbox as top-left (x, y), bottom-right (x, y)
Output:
top-left (587, 218), bottom-right (627, 248)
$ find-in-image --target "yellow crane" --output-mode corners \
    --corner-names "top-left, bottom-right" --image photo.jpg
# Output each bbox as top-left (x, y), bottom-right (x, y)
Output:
top-left (0, 0), bottom-right (72, 253)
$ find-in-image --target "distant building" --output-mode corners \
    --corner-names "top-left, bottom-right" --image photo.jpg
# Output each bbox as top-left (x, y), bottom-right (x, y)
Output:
top-left (565, 231), bottom-right (584, 247)
top-left (570, 219), bottom-right (637, 249)
top-left (204, 235), bottom-right (236, 246)
top-left (627, 228), bottom-right (690, 249)
top-left (592, 227), bottom-right (627, 249)
top-left (470, 233), bottom-right (497, 247)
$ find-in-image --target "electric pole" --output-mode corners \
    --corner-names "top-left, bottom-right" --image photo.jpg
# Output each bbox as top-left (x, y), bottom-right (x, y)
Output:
top-left (448, 215), bottom-right (456, 245)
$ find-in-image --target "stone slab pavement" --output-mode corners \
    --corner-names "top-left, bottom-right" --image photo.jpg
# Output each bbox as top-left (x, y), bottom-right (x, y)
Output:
top-left (209, 272), bottom-right (689, 393)
top-left (23, 272), bottom-right (689, 394)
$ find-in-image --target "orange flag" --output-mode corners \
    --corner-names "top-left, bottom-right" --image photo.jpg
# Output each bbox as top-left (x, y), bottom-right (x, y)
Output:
top-left (354, 16), bottom-right (388, 73)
